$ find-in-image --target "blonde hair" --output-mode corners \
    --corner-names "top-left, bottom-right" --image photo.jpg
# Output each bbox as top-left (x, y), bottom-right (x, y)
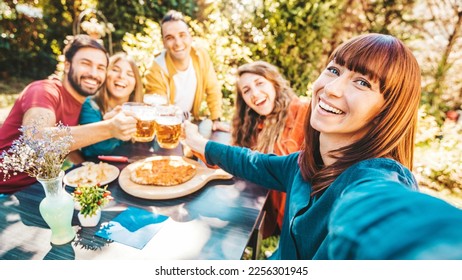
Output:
top-left (232, 61), bottom-right (296, 153)
top-left (299, 33), bottom-right (422, 196)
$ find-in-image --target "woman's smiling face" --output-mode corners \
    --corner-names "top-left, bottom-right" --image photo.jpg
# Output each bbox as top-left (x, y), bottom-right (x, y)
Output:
top-left (310, 60), bottom-right (385, 144)
top-left (237, 72), bottom-right (276, 116)
top-left (106, 59), bottom-right (136, 102)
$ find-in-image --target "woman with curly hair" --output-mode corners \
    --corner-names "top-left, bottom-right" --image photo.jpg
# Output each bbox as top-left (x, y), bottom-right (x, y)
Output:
top-left (232, 61), bottom-right (309, 238)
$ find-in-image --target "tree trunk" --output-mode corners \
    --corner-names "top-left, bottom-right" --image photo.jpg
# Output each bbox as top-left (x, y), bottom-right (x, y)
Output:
top-left (430, 5), bottom-right (462, 118)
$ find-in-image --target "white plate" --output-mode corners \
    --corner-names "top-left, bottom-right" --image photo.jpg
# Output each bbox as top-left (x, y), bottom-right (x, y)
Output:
top-left (64, 162), bottom-right (120, 188)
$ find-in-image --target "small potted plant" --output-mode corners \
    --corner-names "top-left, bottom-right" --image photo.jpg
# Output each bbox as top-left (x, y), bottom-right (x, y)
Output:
top-left (73, 184), bottom-right (112, 227)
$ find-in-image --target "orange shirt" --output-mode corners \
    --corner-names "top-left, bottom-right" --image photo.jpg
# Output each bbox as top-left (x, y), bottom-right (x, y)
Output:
top-left (264, 97), bottom-right (309, 237)
top-left (274, 97), bottom-right (309, 155)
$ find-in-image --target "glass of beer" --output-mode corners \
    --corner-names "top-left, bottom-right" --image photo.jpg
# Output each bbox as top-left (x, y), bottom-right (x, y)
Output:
top-left (122, 102), bottom-right (157, 142)
top-left (155, 105), bottom-right (183, 149)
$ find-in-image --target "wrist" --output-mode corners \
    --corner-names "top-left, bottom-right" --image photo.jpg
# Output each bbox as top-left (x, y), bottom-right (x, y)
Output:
top-left (103, 118), bottom-right (117, 138)
top-left (193, 137), bottom-right (208, 155)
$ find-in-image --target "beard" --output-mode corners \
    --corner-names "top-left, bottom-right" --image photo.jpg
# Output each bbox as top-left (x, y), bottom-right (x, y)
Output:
top-left (67, 65), bottom-right (104, 97)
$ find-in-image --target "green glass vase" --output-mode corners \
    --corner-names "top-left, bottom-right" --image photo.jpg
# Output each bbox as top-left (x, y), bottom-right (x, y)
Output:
top-left (38, 170), bottom-right (76, 245)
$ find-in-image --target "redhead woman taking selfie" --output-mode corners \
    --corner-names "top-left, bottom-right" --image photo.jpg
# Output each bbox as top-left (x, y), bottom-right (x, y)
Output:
top-left (184, 33), bottom-right (462, 259)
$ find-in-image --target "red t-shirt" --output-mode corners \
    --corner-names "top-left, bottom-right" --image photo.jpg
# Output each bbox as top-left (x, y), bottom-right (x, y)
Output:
top-left (0, 79), bottom-right (82, 193)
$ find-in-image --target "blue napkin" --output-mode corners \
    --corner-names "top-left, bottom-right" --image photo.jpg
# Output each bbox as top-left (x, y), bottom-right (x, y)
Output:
top-left (95, 207), bottom-right (169, 249)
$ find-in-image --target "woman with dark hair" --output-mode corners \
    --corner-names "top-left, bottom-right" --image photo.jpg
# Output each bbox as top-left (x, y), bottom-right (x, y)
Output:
top-left (79, 52), bottom-right (143, 158)
top-left (232, 61), bottom-right (308, 238)
top-left (184, 33), bottom-right (462, 259)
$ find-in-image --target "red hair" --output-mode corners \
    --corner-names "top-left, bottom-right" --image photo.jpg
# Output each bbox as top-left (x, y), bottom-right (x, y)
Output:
top-left (299, 33), bottom-right (421, 196)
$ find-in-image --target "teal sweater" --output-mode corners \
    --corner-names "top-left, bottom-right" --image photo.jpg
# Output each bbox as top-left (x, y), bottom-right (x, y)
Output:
top-left (79, 97), bottom-right (124, 158)
top-left (205, 141), bottom-right (462, 259)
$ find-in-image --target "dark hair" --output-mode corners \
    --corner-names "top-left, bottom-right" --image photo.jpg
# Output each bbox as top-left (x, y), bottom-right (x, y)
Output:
top-left (161, 10), bottom-right (188, 26)
top-left (160, 10), bottom-right (189, 38)
top-left (299, 33), bottom-right (421, 196)
top-left (63, 34), bottom-right (109, 64)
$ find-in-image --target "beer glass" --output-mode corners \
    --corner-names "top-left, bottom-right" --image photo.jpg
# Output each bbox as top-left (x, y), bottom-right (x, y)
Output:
top-left (155, 105), bottom-right (183, 149)
top-left (122, 102), bottom-right (157, 142)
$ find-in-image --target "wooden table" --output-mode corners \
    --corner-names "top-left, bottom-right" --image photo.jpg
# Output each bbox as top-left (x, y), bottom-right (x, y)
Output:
top-left (0, 133), bottom-right (268, 260)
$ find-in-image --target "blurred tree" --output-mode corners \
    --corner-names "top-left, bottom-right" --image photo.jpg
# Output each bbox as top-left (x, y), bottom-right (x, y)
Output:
top-left (121, 18), bottom-right (164, 76)
top-left (207, 0), bottom-right (416, 97)
top-left (96, 0), bottom-right (198, 53)
top-left (411, 0), bottom-right (462, 123)
top-left (41, 0), bottom-right (77, 56)
top-left (188, 0), bottom-right (344, 97)
top-left (245, 0), bottom-right (346, 96)
top-left (0, 0), bottom-right (91, 79)
top-left (0, 0), bottom-right (16, 77)
top-left (327, 0), bottom-right (418, 52)
top-left (0, 0), bottom-right (55, 79)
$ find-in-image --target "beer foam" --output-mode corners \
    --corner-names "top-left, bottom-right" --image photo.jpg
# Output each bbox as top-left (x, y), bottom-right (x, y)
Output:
top-left (156, 116), bottom-right (182, 126)
top-left (144, 94), bottom-right (167, 105)
top-left (138, 110), bottom-right (156, 121)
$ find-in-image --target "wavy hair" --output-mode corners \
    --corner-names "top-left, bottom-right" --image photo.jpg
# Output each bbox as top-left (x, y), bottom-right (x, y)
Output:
top-left (94, 52), bottom-right (144, 115)
top-left (231, 61), bottom-right (296, 153)
top-left (299, 33), bottom-right (422, 196)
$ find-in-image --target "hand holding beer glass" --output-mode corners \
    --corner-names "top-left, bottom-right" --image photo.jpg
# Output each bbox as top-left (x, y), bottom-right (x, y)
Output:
top-left (122, 102), bottom-right (157, 142)
top-left (155, 105), bottom-right (183, 149)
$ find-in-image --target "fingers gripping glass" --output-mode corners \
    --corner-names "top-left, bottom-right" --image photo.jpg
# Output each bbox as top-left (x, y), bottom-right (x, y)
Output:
top-left (122, 102), bottom-right (157, 142)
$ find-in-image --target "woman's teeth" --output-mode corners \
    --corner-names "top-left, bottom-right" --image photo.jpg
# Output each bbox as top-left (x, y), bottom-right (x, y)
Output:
top-left (319, 101), bottom-right (343, 114)
top-left (255, 98), bottom-right (266, 106)
top-left (114, 81), bottom-right (127, 88)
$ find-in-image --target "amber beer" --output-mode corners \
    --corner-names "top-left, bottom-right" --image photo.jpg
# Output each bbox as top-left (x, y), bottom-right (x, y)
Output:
top-left (135, 118), bottom-right (156, 142)
top-left (155, 117), bottom-right (182, 149)
top-left (155, 105), bottom-right (183, 149)
top-left (122, 102), bottom-right (156, 142)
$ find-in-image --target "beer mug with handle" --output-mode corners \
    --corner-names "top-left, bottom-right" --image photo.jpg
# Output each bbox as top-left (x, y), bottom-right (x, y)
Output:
top-left (155, 105), bottom-right (183, 149)
top-left (122, 102), bottom-right (157, 142)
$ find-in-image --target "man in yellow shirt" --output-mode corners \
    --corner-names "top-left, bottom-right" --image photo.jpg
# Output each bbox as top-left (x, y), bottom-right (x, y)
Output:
top-left (144, 10), bottom-right (229, 132)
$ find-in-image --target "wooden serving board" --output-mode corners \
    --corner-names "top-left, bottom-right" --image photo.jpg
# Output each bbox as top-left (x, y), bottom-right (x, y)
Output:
top-left (118, 156), bottom-right (233, 200)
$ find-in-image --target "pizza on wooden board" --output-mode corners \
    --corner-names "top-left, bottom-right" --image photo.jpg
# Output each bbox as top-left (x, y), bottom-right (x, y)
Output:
top-left (130, 157), bottom-right (197, 186)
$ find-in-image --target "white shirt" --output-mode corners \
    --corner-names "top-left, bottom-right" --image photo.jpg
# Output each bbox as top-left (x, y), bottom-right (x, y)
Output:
top-left (155, 51), bottom-right (197, 113)
top-left (173, 59), bottom-right (196, 113)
